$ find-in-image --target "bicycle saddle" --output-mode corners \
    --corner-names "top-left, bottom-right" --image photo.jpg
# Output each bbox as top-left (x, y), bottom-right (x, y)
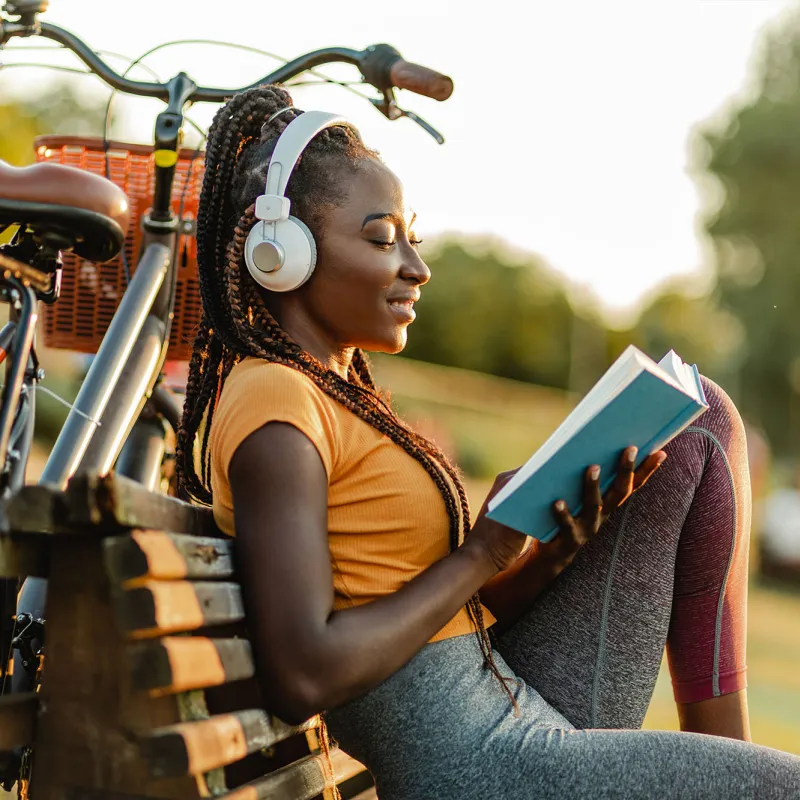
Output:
top-left (0, 160), bottom-right (130, 262)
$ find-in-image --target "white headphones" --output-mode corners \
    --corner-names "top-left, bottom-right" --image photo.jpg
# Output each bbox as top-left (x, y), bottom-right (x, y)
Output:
top-left (244, 109), bottom-right (352, 292)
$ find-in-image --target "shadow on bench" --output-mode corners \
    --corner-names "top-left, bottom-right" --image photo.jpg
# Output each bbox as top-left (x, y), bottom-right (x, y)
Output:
top-left (0, 473), bottom-right (376, 800)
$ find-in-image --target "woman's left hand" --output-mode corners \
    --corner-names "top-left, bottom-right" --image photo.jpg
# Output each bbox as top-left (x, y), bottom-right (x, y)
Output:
top-left (532, 445), bottom-right (667, 571)
top-left (480, 447), bottom-right (667, 628)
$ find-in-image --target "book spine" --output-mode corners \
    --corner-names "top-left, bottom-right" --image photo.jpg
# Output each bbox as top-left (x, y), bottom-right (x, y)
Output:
top-left (691, 364), bottom-right (708, 405)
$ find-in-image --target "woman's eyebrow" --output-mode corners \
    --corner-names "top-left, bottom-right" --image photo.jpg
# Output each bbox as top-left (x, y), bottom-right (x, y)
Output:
top-left (361, 212), bottom-right (401, 229)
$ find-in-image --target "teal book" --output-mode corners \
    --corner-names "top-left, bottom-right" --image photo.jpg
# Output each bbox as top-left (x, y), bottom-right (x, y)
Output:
top-left (486, 347), bottom-right (709, 541)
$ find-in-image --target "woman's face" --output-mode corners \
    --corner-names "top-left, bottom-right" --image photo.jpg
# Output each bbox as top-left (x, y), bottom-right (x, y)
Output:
top-left (295, 158), bottom-right (430, 355)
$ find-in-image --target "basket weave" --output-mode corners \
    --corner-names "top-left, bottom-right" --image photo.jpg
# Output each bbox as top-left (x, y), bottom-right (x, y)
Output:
top-left (34, 135), bottom-right (205, 362)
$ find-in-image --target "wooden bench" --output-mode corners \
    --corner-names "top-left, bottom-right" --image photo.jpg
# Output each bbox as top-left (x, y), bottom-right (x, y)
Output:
top-left (0, 473), bottom-right (376, 800)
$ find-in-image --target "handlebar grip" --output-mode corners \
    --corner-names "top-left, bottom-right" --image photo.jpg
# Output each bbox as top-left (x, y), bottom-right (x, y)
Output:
top-left (389, 59), bottom-right (454, 102)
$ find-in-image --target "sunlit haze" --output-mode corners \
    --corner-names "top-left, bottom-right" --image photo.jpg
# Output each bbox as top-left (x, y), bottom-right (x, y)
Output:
top-left (2, 0), bottom-right (794, 323)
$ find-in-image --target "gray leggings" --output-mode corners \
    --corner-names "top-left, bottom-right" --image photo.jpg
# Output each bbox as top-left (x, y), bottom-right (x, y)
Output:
top-left (325, 380), bottom-right (800, 798)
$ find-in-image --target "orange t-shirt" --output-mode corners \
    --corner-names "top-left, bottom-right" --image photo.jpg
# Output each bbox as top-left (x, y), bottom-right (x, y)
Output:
top-left (209, 358), bottom-right (495, 642)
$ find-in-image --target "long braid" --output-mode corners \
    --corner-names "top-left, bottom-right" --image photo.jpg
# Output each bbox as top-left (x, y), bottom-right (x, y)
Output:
top-left (176, 85), bottom-right (517, 714)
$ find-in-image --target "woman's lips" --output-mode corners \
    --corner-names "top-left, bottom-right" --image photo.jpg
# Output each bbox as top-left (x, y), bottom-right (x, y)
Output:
top-left (388, 299), bottom-right (416, 322)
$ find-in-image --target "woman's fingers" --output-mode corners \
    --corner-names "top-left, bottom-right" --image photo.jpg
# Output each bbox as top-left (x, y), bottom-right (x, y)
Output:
top-left (551, 449), bottom-right (668, 557)
top-left (601, 446), bottom-right (637, 512)
top-left (632, 451), bottom-right (667, 490)
top-left (552, 499), bottom-right (579, 546)
top-left (479, 467), bottom-right (522, 513)
top-left (580, 465), bottom-right (602, 533)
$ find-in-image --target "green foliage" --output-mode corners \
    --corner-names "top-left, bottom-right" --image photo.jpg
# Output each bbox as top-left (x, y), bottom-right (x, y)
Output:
top-left (695, 9), bottom-right (800, 452)
top-left (407, 240), bottom-right (736, 404)
top-left (621, 287), bottom-right (745, 388)
top-left (406, 239), bottom-right (576, 388)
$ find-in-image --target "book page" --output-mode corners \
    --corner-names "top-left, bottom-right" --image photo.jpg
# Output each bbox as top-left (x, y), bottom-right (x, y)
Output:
top-left (657, 350), bottom-right (700, 401)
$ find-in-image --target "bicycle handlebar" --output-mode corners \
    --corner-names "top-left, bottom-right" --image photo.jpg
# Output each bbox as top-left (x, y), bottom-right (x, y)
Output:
top-left (390, 59), bottom-right (453, 101)
top-left (1, 17), bottom-right (454, 105)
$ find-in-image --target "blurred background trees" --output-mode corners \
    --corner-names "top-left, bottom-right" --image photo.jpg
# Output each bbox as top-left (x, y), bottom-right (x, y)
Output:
top-left (0, 83), bottom-right (107, 165)
top-left (695, 6), bottom-right (800, 455)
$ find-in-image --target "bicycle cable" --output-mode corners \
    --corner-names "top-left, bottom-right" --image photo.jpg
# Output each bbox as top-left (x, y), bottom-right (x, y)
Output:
top-left (1, 44), bottom-right (163, 80)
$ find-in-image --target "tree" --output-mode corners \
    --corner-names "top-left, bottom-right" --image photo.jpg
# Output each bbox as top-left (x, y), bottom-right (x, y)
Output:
top-left (406, 238), bottom-right (579, 388)
top-left (695, 8), bottom-right (800, 453)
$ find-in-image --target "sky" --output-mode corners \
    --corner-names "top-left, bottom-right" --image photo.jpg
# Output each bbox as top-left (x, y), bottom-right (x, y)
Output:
top-left (2, 0), bottom-right (795, 323)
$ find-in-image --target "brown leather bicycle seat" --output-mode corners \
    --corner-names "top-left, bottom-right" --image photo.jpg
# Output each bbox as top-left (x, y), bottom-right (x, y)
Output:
top-left (0, 160), bottom-right (131, 262)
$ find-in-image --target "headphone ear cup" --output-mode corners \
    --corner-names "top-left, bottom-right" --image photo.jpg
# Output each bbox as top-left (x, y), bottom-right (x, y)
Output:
top-left (244, 216), bottom-right (317, 292)
top-left (286, 215), bottom-right (317, 288)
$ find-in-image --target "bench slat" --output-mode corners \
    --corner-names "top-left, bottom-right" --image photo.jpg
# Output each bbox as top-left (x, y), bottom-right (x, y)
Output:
top-left (104, 531), bottom-right (235, 586)
top-left (66, 473), bottom-right (216, 536)
top-left (142, 709), bottom-right (317, 777)
top-left (220, 751), bottom-right (333, 800)
top-left (3, 484), bottom-right (73, 535)
top-left (113, 580), bottom-right (244, 638)
top-left (0, 534), bottom-right (49, 578)
top-left (329, 748), bottom-right (369, 785)
top-left (0, 692), bottom-right (38, 750)
top-left (127, 636), bottom-right (255, 695)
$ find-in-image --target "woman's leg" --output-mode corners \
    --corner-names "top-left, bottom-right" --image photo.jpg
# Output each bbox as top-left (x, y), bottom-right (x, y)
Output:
top-left (327, 635), bottom-right (800, 800)
top-left (495, 377), bottom-right (751, 730)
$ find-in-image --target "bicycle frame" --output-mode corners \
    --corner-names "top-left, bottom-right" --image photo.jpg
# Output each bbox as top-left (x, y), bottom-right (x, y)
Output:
top-left (40, 239), bottom-right (172, 489)
top-left (0, 282), bottom-right (38, 494)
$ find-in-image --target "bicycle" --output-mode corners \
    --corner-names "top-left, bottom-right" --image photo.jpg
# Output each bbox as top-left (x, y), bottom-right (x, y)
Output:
top-left (0, 0), bottom-right (453, 789)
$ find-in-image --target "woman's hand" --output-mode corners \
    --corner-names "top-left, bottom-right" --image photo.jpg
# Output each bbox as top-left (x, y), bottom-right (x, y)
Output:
top-left (465, 469), bottom-right (528, 574)
top-left (539, 445), bottom-right (667, 570)
top-left (479, 447), bottom-right (667, 628)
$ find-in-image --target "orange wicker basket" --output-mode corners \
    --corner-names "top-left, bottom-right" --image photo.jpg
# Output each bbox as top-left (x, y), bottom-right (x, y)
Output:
top-left (34, 135), bottom-right (205, 362)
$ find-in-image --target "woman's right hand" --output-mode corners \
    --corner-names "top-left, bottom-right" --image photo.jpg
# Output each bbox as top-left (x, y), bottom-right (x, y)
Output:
top-left (465, 470), bottom-right (529, 574)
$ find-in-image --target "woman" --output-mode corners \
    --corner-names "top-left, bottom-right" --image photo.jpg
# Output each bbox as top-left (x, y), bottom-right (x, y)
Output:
top-left (177, 85), bottom-right (800, 798)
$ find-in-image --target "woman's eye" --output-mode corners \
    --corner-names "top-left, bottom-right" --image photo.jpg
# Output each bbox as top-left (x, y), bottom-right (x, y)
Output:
top-left (371, 240), bottom-right (395, 249)
top-left (410, 238), bottom-right (423, 247)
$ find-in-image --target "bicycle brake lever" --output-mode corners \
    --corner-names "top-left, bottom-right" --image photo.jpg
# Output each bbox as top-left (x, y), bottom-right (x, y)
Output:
top-left (370, 89), bottom-right (445, 145)
top-left (397, 108), bottom-right (445, 145)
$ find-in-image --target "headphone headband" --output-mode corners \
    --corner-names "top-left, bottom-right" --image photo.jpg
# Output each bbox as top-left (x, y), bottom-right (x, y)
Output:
top-left (263, 110), bottom-right (351, 199)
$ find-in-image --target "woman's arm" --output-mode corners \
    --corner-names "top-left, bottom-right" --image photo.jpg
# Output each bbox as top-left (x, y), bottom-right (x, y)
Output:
top-left (229, 422), bottom-right (513, 724)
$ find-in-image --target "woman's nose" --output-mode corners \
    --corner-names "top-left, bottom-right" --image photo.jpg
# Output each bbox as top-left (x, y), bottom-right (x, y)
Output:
top-left (400, 249), bottom-right (431, 285)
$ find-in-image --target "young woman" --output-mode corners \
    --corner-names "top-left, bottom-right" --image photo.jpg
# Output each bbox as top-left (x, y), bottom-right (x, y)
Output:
top-left (176, 85), bottom-right (800, 798)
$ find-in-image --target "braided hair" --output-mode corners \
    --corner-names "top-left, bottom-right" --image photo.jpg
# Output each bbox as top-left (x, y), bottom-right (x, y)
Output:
top-left (176, 85), bottom-right (516, 710)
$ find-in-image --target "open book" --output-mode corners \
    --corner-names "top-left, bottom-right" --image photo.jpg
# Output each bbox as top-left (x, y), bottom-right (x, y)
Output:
top-left (486, 346), bottom-right (709, 541)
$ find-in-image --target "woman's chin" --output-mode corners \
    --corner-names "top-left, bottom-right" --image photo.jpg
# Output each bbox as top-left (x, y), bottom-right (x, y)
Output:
top-left (362, 329), bottom-right (409, 355)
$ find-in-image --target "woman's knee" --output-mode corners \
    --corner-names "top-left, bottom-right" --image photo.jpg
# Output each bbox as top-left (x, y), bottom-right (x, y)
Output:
top-left (696, 376), bottom-right (746, 444)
